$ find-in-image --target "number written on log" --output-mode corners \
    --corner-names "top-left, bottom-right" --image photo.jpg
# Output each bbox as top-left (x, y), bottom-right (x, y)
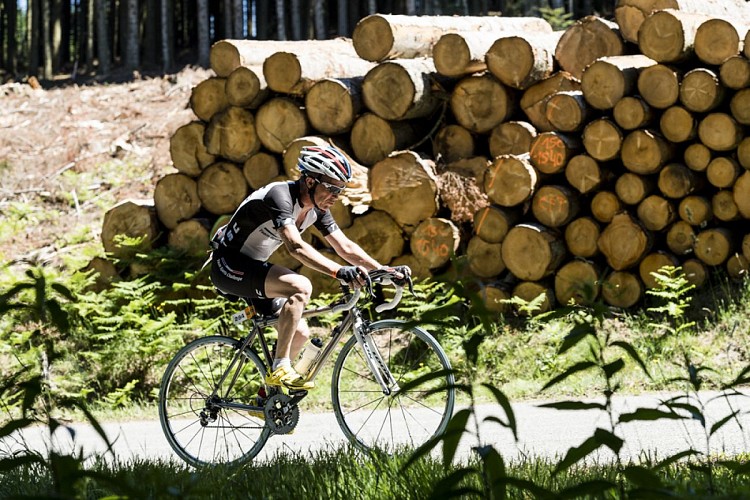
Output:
top-left (531, 135), bottom-right (565, 171)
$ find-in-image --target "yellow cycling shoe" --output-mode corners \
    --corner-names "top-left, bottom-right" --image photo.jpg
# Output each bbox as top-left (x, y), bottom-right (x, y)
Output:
top-left (265, 365), bottom-right (315, 391)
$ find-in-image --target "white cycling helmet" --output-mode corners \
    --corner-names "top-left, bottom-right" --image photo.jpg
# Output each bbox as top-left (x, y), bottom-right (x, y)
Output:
top-left (297, 145), bottom-right (352, 183)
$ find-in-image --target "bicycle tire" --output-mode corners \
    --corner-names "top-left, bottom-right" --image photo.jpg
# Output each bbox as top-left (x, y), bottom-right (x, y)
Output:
top-left (158, 335), bottom-right (271, 467)
top-left (331, 320), bottom-right (455, 452)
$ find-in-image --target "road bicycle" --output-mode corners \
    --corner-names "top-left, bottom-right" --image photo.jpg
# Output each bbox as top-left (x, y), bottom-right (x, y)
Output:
top-left (158, 268), bottom-right (456, 467)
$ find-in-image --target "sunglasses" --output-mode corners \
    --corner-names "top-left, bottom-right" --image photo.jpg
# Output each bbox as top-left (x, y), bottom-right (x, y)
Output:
top-left (313, 178), bottom-right (346, 195)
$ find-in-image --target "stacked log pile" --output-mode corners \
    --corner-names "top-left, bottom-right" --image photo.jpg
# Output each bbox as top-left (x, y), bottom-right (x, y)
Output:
top-left (101, 3), bottom-right (750, 313)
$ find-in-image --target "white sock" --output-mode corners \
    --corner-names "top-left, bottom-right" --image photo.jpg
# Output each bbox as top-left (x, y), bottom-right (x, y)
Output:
top-left (272, 357), bottom-right (291, 371)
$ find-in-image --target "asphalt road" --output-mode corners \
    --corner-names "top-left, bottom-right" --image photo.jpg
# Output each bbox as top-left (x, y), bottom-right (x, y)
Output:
top-left (4, 391), bottom-right (749, 466)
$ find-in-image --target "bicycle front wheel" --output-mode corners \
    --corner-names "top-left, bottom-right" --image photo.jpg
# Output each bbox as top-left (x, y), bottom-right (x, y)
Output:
top-left (331, 320), bottom-right (455, 452)
top-left (158, 335), bottom-right (271, 467)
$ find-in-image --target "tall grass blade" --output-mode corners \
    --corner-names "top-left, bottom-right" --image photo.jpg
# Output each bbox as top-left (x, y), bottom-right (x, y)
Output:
top-left (442, 409), bottom-right (472, 468)
top-left (611, 340), bottom-right (652, 379)
top-left (481, 383), bottom-right (517, 440)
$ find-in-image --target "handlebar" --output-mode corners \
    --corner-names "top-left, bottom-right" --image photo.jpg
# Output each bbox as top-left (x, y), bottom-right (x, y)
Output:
top-left (335, 267), bottom-right (412, 313)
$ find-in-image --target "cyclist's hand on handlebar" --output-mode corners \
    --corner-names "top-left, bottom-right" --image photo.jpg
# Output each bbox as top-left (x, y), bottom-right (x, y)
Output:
top-left (336, 266), bottom-right (371, 289)
top-left (379, 265), bottom-right (412, 287)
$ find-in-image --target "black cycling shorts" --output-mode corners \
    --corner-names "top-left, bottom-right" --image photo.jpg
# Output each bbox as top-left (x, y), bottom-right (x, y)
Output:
top-left (210, 248), bottom-right (273, 300)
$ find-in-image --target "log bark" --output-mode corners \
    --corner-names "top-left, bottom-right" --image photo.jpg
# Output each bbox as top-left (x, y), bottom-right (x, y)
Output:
top-left (554, 259), bottom-right (601, 305)
top-left (682, 258), bottom-right (708, 287)
top-left (370, 151), bottom-right (439, 229)
top-left (489, 121), bottom-right (537, 158)
top-left (658, 162), bottom-right (700, 198)
top-left (565, 154), bottom-right (608, 194)
top-left (616, 173), bottom-right (655, 206)
top-left (555, 16), bottom-right (624, 80)
top-left (637, 64), bottom-right (681, 109)
top-left (667, 220), bottom-right (696, 255)
top-left (531, 185), bottom-right (580, 228)
top-left (433, 124), bottom-right (475, 163)
top-left (362, 58), bottom-right (441, 121)
top-left (409, 217), bottom-right (460, 269)
top-left (678, 195), bottom-right (712, 226)
top-left (344, 210), bottom-right (405, 266)
top-left (154, 173), bottom-right (201, 230)
top-left (684, 143), bottom-right (712, 171)
top-left (352, 13), bottom-right (552, 62)
top-left (530, 132), bottom-right (581, 175)
top-left (598, 212), bottom-right (652, 270)
top-left (637, 9), bottom-right (706, 63)
top-left (350, 113), bottom-right (420, 166)
top-left (520, 71), bottom-right (581, 132)
top-left (720, 55), bottom-right (750, 89)
top-left (659, 106), bottom-right (696, 143)
top-left (582, 118), bottom-right (623, 162)
top-left (305, 77), bottom-right (363, 135)
top-left (226, 66), bottom-right (268, 109)
top-left (706, 156), bottom-right (741, 188)
top-left (197, 162), bottom-right (248, 215)
top-left (263, 50), bottom-right (374, 95)
top-left (694, 227), bottom-right (733, 266)
top-left (168, 219), bottom-right (210, 257)
top-left (581, 54), bottom-right (656, 110)
top-left (189, 76), bottom-right (228, 122)
top-left (601, 271), bottom-right (643, 308)
top-left (473, 205), bottom-right (519, 244)
top-left (680, 68), bottom-right (724, 112)
top-left (695, 18), bottom-right (749, 65)
top-left (511, 281), bottom-right (554, 315)
top-left (243, 152), bottom-right (281, 190)
top-left (484, 154), bottom-right (538, 208)
top-left (639, 251), bottom-right (679, 288)
top-left (591, 191), bottom-right (623, 223)
top-left (621, 129), bottom-right (674, 174)
top-left (638, 195), bottom-right (676, 231)
top-left (101, 200), bottom-right (160, 259)
top-left (169, 121), bottom-right (216, 177)
top-left (486, 32), bottom-right (562, 89)
top-left (734, 171), bottom-right (750, 218)
top-left (204, 106), bottom-right (262, 163)
top-left (255, 97), bottom-right (310, 153)
top-left (501, 223), bottom-right (567, 281)
top-left (450, 74), bottom-right (514, 134)
top-left (565, 217), bottom-right (601, 258)
top-left (713, 189), bottom-right (741, 221)
top-left (698, 112), bottom-right (743, 151)
top-left (613, 96), bottom-right (654, 130)
top-left (730, 88), bottom-right (750, 124)
top-left (467, 235), bottom-right (505, 278)
top-left (545, 91), bottom-right (590, 132)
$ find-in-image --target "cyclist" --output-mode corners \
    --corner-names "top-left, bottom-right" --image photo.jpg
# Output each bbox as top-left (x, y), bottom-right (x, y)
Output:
top-left (210, 145), bottom-right (408, 391)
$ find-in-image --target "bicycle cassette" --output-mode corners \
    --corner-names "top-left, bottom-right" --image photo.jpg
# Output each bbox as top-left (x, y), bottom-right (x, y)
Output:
top-left (264, 393), bottom-right (299, 435)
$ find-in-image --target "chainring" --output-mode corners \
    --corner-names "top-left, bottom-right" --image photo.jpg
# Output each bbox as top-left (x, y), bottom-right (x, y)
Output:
top-left (264, 393), bottom-right (300, 435)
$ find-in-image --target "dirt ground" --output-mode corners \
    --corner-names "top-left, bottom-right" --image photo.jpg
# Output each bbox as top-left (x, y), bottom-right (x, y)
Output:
top-left (0, 66), bottom-right (214, 265)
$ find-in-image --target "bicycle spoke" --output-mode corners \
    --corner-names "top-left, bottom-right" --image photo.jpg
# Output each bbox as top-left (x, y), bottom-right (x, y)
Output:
top-left (344, 394), bottom-right (386, 416)
top-left (400, 392), bottom-right (447, 416)
top-left (353, 397), bottom-right (385, 437)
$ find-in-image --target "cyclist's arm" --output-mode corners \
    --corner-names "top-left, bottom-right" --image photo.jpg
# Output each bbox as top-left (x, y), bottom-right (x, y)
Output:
top-left (279, 224), bottom-right (345, 277)
top-left (325, 229), bottom-right (382, 271)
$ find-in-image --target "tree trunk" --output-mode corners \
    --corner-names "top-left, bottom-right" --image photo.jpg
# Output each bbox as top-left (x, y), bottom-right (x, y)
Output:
top-left (196, 0), bottom-right (209, 68)
top-left (352, 13), bottom-right (552, 62)
top-left (450, 74), bottom-right (513, 133)
top-left (666, 220), bottom-right (696, 255)
top-left (545, 91), bottom-right (589, 132)
top-left (743, 233), bottom-right (750, 262)
top-left (479, 284), bottom-right (511, 314)
top-left (581, 54), bottom-right (657, 110)
top-left (657, 162), bottom-right (700, 198)
top-left (713, 189), bottom-right (741, 221)
top-left (484, 154), bottom-right (539, 208)
top-left (684, 142), bottom-right (712, 171)
top-left (601, 271), bottom-right (643, 308)
top-left (555, 259), bottom-right (601, 305)
top-left (590, 191), bottom-right (623, 223)
top-left (160, 0), bottom-right (172, 70)
top-left (613, 96), bottom-right (654, 130)
top-left (473, 205), bottom-right (519, 244)
top-left (695, 17), bottom-right (750, 65)
top-left (637, 9), bottom-right (706, 63)
top-left (466, 236), bottom-right (505, 278)
top-left (597, 212), bottom-right (652, 270)
top-left (639, 251), bottom-right (679, 288)
top-left (615, 172), bottom-right (655, 205)
top-left (565, 216), bottom-right (601, 258)
top-left (344, 210), bottom-right (405, 265)
top-left (255, 97), bottom-right (310, 153)
top-left (520, 71), bottom-right (581, 132)
top-left (565, 154), bottom-right (609, 194)
top-left (637, 195), bottom-right (676, 231)
top-left (169, 121), bottom-right (216, 176)
top-left (432, 33), bottom-right (491, 77)
top-left (350, 113), bottom-right (420, 166)
top-left (29, 0), bottom-right (40, 75)
top-left (726, 253), bottom-right (749, 280)
top-left (123, 0), bottom-right (138, 71)
top-left (659, 105), bottom-right (697, 143)
top-left (638, 64), bottom-right (681, 109)
top-left (281, 136), bottom-right (330, 179)
top-left (434, 124), bottom-right (476, 163)
top-left (362, 58), bottom-right (441, 121)
top-left (489, 121), bottom-right (537, 158)
top-left (370, 151), bottom-right (440, 229)
top-left (680, 68), bottom-right (724, 112)
top-left (529, 131), bottom-right (581, 175)
top-left (263, 49), bottom-right (375, 95)
top-left (734, 171), bottom-right (750, 218)
top-left (621, 129), bottom-right (673, 174)
top-left (694, 227), bottom-right (733, 266)
top-left (243, 152), bottom-right (282, 189)
top-left (197, 162), bottom-right (248, 215)
top-left (42, 0), bottom-right (52, 79)
top-left (101, 200), bottom-right (160, 259)
top-left (154, 174), bottom-right (201, 230)
top-left (409, 217), bottom-right (460, 269)
top-left (531, 184), bottom-right (580, 228)
top-left (275, 0), bottom-right (287, 40)
top-left (511, 281), bottom-right (555, 315)
top-left (706, 157), bottom-right (741, 189)
top-left (730, 88), bottom-right (750, 124)
top-left (305, 77), bottom-right (364, 135)
top-left (204, 106), bottom-right (262, 163)
top-left (698, 112), bottom-right (742, 151)
top-left (168, 220), bottom-right (210, 257)
top-left (720, 55), bottom-right (750, 89)
top-left (502, 223), bottom-right (566, 281)
top-left (678, 195), bottom-right (712, 226)
top-left (226, 66), bottom-right (268, 109)
top-left (486, 32), bottom-right (562, 89)
top-left (190, 76), bottom-right (228, 122)
top-left (682, 258), bottom-right (708, 287)
top-left (555, 16), bottom-right (624, 80)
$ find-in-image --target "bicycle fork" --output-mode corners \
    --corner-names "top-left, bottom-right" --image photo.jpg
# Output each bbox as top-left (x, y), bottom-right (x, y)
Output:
top-left (353, 313), bottom-right (400, 396)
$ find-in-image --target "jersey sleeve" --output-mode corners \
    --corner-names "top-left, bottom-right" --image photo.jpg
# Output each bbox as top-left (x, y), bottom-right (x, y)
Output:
top-left (264, 184), bottom-right (296, 229)
top-left (314, 208), bottom-right (340, 236)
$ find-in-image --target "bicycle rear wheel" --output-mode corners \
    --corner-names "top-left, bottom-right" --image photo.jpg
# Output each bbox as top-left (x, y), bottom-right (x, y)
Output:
top-left (331, 320), bottom-right (455, 452)
top-left (158, 335), bottom-right (271, 467)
